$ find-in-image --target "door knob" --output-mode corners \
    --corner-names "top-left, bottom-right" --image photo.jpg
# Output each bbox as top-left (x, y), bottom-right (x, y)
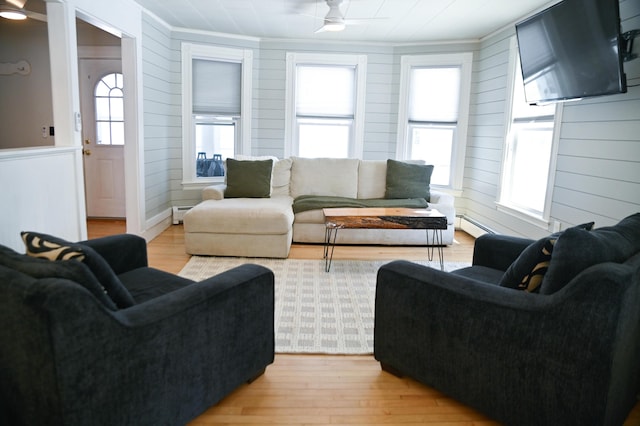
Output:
top-left (84, 139), bottom-right (91, 145)
top-left (83, 149), bottom-right (91, 156)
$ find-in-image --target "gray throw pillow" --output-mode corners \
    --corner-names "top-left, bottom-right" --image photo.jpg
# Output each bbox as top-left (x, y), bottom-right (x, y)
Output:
top-left (224, 158), bottom-right (273, 198)
top-left (385, 159), bottom-right (434, 201)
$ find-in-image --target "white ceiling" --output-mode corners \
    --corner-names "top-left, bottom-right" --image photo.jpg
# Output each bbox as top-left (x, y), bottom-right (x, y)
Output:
top-left (132, 0), bottom-right (557, 44)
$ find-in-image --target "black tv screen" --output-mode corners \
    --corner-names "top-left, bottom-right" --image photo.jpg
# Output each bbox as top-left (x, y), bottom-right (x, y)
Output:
top-left (516, 0), bottom-right (627, 105)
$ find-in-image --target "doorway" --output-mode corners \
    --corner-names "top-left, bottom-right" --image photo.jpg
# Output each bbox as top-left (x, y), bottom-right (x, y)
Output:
top-left (79, 58), bottom-right (125, 218)
top-left (76, 19), bottom-right (125, 220)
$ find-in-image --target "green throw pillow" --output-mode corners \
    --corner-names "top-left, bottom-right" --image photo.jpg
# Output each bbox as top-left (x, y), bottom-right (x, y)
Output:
top-left (224, 158), bottom-right (273, 198)
top-left (385, 159), bottom-right (434, 201)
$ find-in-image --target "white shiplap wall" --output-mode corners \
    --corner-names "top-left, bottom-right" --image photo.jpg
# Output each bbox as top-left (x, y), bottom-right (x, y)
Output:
top-left (140, 0), bottom-right (639, 236)
top-left (463, 0), bottom-right (640, 237)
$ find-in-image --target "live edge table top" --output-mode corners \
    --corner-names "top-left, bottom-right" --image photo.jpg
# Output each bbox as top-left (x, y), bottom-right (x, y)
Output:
top-left (323, 207), bottom-right (447, 230)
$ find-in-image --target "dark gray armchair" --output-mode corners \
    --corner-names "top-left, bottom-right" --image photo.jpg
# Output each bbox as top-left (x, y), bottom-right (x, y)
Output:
top-left (0, 233), bottom-right (274, 426)
top-left (375, 213), bottom-right (640, 426)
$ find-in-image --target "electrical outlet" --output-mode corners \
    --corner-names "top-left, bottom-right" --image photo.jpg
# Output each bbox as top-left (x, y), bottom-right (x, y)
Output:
top-left (42, 127), bottom-right (47, 138)
top-left (552, 221), bottom-right (561, 233)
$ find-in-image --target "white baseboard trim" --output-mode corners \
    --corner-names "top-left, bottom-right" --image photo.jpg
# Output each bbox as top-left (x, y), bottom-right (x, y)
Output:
top-left (141, 208), bottom-right (173, 242)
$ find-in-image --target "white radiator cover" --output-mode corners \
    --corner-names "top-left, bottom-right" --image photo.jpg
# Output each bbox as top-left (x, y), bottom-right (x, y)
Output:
top-left (172, 206), bottom-right (193, 225)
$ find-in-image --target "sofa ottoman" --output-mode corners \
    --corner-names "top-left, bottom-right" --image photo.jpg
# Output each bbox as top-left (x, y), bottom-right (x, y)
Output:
top-left (184, 196), bottom-right (294, 258)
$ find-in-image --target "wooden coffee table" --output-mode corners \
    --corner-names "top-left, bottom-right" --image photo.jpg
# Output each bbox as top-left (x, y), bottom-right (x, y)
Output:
top-left (323, 207), bottom-right (447, 272)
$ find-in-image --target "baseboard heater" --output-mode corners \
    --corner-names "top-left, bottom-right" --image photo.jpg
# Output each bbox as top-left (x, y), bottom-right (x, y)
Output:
top-left (459, 216), bottom-right (495, 238)
top-left (172, 206), bottom-right (193, 225)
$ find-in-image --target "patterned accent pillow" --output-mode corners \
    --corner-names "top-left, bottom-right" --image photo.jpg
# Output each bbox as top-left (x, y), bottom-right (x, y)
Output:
top-left (499, 222), bottom-right (595, 293)
top-left (21, 231), bottom-right (136, 309)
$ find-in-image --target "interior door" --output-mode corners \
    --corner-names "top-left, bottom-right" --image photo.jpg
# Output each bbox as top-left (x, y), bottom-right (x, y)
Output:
top-left (79, 59), bottom-right (125, 218)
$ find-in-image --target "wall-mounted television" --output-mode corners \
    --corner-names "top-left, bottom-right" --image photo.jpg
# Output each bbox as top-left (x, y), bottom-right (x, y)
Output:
top-left (515, 0), bottom-right (627, 105)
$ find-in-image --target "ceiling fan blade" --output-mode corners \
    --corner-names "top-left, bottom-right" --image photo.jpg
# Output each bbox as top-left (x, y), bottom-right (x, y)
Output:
top-left (6, 0), bottom-right (27, 8)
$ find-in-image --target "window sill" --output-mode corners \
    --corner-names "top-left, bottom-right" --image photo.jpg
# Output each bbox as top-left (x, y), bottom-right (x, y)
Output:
top-left (496, 202), bottom-right (551, 231)
top-left (182, 178), bottom-right (224, 191)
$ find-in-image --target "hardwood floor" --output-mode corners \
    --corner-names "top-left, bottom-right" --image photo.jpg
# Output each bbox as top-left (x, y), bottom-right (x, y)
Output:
top-left (87, 219), bottom-right (640, 425)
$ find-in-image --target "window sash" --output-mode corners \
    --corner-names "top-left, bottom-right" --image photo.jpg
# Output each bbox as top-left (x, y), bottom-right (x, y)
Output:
top-left (408, 123), bottom-right (455, 186)
top-left (296, 117), bottom-right (352, 158)
top-left (408, 66), bottom-right (461, 123)
top-left (192, 59), bottom-right (241, 115)
top-left (503, 122), bottom-right (554, 215)
top-left (295, 65), bottom-right (355, 118)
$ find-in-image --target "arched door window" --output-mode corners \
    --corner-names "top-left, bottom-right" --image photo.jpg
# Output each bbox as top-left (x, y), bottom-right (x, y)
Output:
top-left (95, 72), bottom-right (124, 145)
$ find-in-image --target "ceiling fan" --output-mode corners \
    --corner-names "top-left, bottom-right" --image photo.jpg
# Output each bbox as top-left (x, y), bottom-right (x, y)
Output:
top-left (314, 0), bottom-right (385, 33)
top-left (0, 0), bottom-right (28, 20)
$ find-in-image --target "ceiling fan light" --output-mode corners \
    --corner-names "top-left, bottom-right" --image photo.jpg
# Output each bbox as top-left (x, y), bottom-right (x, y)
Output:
top-left (0, 7), bottom-right (27, 20)
top-left (323, 21), bottom-right (345, 32)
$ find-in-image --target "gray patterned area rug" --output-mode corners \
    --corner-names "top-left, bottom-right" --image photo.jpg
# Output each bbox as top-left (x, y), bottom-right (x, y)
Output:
top-left (179, 257), bottom-right (470, 355)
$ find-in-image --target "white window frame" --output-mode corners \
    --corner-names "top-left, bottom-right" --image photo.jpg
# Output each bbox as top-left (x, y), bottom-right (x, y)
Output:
top-left (396, 52), bottom-right (473, 192)
top-left (497, 37), bottom-right (561, 229)
top-left (284, 52), bottom-right (366, 158)
top-left (181, 43), bottom-right (253, 188)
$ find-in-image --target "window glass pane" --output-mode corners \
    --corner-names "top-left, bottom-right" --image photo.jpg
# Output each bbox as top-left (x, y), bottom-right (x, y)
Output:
top-left (410, 125), bottom-right (454, 186)
top-left (95, 98), bottom-right (110, 121)
top-left (193, 59), bottom-right (241, 114)
top-left (297, 118), bottom-right (350, 158)
top-left (95, 80), bottom-right (110, 97)
top-left (506, 123), bottom-right (553, 213)
top-left (96, 121), bottom-right (111, 145)
top-left (296, 65), bottom-right (355, 117)
top-left (194, 119), bottom-right (236, 177)
top-left (110, 122), bottom-right (125, 145)
top-left (513, 58), bottom-right (555, 119)
top-left (109, 97), bottom-right (124, 121)
top-left (409, 67), bottom-right (460, 122)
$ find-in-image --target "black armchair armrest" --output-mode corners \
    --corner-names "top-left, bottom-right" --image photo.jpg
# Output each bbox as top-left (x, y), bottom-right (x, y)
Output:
top-left (471, 233), bottom-right (533, 271)
top-left (80, 234), bottom-right (148, 274)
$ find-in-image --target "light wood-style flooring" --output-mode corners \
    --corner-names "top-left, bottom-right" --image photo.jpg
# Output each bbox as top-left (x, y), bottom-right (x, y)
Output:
top-left (88, 219), bottom-right (640, 425)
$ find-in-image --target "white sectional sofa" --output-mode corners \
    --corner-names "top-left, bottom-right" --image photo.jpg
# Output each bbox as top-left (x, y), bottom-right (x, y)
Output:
top-left (183, 157), bottom-right (456, 258)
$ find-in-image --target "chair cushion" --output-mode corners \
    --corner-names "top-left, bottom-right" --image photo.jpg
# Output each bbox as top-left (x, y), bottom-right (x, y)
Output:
top-left (385, 159), bottom-right (433, 201)
top-left (540, 213), bottom-right (640, 294)
top-left (224, 158), bottom-right (273, 198)
top-left (118, 267), bottom-right (195, 303)
top-left (499, 222), bottom-right (595, 293)
top-left (0, 244), bottom-right (118, 310)
top-left (21, 231), bottom-right (135, 308)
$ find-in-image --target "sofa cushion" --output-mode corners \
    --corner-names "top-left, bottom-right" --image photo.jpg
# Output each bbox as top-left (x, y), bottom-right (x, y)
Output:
top-left (290, 157), bottom-right (359, 199)
top-left (357, 160), bottom-right (387, 199)
top-left (272, 158), bottom-right (292, 196)
top-left (0, 244), bottom-right (118, 310)
top-left (21, 231), bottom-right (136, 308)
top-left (224, 158), bottom-right (273, 198)
top-left (184, 197), bottom-right (294, 234)
top-left (385, 159), bottom-right (434, 201)
top-left (499, 222), bottom-right (595, 292)
top-left (540, 213), bottom-right (640, 294)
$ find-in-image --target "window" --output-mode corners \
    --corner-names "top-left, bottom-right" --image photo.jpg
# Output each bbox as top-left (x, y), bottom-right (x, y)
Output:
top-left (397, 53), bottom-right (473, 189)
top-left (95, 72), bottom-right (124, 145)
top-left (499, 38), bottom-right (560, 222)
top-left (181, 44), bottom-right (252, 186)
top-left (285, 53), bottom-right (366, 158)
